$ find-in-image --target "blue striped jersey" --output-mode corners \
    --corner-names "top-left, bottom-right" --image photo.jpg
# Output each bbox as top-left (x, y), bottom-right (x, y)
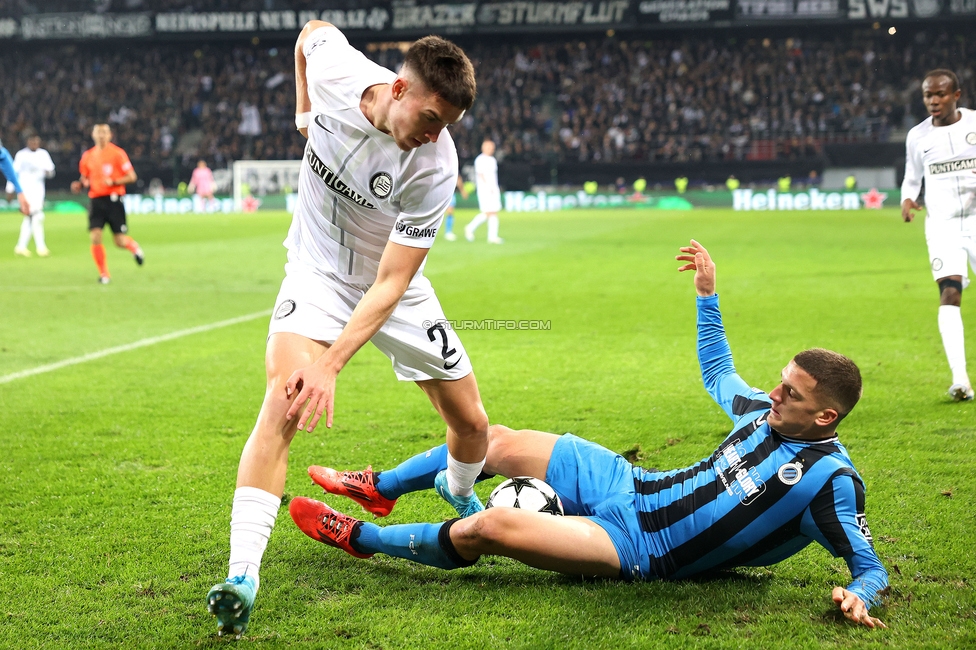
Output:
top-left (633, 294), bottom-right (888, 607)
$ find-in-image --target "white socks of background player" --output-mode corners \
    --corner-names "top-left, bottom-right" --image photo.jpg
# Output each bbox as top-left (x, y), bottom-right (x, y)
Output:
top-left (487, 215), bottom-right (500, 241)
top-left (31, 212), bottom-right (46, 251)
top-left (227, 486), bottom-right (281, 590)
top-left (466, 212), bottom-right (487, 236)
top-left (17, 216), bottom-right (32, 250)
top-left (938, 305), bottom-right (970, 387)
top-left (446, 454), bottom-right (486, 497)
top-left (17, 213), bottom-right (47, 251)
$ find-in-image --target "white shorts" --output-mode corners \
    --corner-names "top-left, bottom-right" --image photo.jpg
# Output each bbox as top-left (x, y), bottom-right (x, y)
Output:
top-left (477, 189), bottom-right (501, 213)
top-left (925, 216), bottom-right (976, 287)
top-left (22, 189), bottom-right (45, 215)
top-left (268, 263), bottom-right (473, 382)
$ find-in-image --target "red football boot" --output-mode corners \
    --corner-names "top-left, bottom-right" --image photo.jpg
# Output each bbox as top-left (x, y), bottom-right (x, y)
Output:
top-left (288, 497), bottom-right (373, 559)
top-left (308, 465), bottom-right (397, 517)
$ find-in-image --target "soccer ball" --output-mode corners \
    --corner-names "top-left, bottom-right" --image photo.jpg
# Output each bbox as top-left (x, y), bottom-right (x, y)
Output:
top-left (485, 477), bottom-right (564, 516)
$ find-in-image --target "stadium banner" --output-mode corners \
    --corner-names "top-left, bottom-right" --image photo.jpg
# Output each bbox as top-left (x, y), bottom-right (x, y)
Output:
top-left (637, 0), bottom-right (734, 24)
top-left (121, 194), bottom-right (236, 215)
top-left (1, 1), bottom-right (972, 39)
top-left (17, 12), bottom-right (152, 39)
top-left (730, 188), bottom-right (893, 210)
top-left (495, 188), bottom-right (896, 211)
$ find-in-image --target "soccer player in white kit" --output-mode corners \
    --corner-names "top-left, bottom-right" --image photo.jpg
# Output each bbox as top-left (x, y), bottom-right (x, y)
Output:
top-left (464, 139), bottom-right (503, 244)
top-left (206, 21), bottom-right (488, 638)
top-left (6, 135), bottom-right (54, 257)
top-left (902, 69), bottom-right (976, 401)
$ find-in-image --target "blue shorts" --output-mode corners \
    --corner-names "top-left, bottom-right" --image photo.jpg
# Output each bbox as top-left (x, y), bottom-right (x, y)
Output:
top-left (545, 434), bottom-right (650, 580)
top-left (449, 194), bottom-right (457, 208)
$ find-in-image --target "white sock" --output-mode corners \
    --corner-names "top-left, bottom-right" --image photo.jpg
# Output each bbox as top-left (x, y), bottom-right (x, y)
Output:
top-left (17, 216), bottom-right (31, 249)
top-left (466, 212), bottom-right (487, 235)
top-left (31, 212), bottom-right (46, 250)
top-left (938, 305), bottom-right (970, 386)
top-left (227, 486), bottom-right (281, 590)
top-left (446, 454), bottom-right (486, 497)
top-left (487, 215), bottom-right (499, 240)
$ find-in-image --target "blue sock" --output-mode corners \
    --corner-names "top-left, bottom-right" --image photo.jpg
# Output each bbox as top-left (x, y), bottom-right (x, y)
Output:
top-left (353, 521), bottom-right (470, 570)
top-left (375, 445), bottom-right (448, 500)
top-left (445, 213), bottom-right (454, 233)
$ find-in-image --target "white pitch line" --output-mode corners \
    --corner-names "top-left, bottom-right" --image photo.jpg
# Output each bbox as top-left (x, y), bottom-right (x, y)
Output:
top-left (0, 309), bottom-right (271, 385)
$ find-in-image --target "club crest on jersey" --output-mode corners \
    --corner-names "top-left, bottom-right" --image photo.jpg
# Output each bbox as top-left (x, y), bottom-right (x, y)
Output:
top-left (369, 172), bottom-right (393, 199)
top-left (274, 299), bottom-right (296, 320)
top-left (305, 147), bottom-right (376, 209)
top-left (777, 462), bottom-right (803, 485)
top-left (967, 132), bottom-right (976, 145)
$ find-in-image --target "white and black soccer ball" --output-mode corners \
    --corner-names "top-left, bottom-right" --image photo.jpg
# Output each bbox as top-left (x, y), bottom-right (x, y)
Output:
top-left (485, 476), bottom-right (564, 516)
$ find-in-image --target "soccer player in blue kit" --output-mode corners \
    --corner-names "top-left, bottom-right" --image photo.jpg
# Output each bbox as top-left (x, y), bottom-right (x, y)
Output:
top-left (290, 240), bottom-right (889, 629)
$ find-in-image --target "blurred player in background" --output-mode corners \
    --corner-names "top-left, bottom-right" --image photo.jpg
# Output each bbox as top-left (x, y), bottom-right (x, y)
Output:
top-left (464, 139), bottom-right (502, 244)
top-left (902, 69), bottom-right (976, 401)
top-left (71, 124), bottom-right (143, 284)
top-left (7, 134), bottom-right (55, 257)
top-left (0, 136), bottom-right (31, 219)
top-left (188, 159), bottom-right (216, 202)
top-left (291, 240), bottom-right (888, 630)
top-left (442, 175), bottom-right (467, 241)
top-left (206, 20), bottom-right (487, 639)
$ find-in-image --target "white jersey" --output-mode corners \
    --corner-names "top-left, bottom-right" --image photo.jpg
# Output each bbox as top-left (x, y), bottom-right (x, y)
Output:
top-left (474, 153), bottom-right (499, 196)
top-left (902, 107), bottom-right (976, 223)
top-left (5, 147), bottom-right (54, 205)
top-left (290, 26), bottom-right (458, 285)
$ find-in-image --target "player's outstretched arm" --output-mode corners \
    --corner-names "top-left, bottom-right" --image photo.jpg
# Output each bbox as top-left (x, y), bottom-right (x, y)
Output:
top-left (676, 240), bottom-right (760, 417)
top-left (285, 242), bottom-right (429, 432)
top-left (832, 587), bottom-right (886, 629)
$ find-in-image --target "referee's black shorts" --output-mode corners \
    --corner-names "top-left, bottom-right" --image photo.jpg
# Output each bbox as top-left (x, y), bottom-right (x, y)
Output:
top-left (88, 195), bottom-right (128, 234)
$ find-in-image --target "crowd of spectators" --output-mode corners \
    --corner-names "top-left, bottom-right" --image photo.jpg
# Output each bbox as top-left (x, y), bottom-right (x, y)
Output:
top-left (458, 28), bottom-right (974, 165)
top-left (1, 26), bottom-right (973, 180)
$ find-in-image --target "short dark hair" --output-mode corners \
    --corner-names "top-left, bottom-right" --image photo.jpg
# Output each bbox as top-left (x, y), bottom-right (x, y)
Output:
top-left (403, 36), bottom-right (476, 111)
top-left (793, 348), bottom-right (862, 422)
top-left (924, 68), bottom-right (960, 93)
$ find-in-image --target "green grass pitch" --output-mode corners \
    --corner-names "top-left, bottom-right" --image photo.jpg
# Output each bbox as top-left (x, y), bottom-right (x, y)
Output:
top-left (1, 206), bottom-right (974, 648)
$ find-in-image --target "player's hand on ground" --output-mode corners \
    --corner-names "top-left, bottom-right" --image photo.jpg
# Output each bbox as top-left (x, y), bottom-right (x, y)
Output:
top-left (901, 198), bottom-right (920, 222)
top-left (16, 192), bottom-right (30, 216)
top-left (284, 360), bottom-right (337, 432)
top-left (676, 239), bottom-right (716, 297)
top-left (831, 587), bottom-right (886, 629)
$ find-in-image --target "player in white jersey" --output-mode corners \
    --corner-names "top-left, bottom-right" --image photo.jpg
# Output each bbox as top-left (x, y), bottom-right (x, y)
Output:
top-left (6, 135), bottom-right (53, 256)
top-left (464, 139), bottom-right (503, 244)
top-left (206, 21), bottom-right (485, 638)
top-left (902, 69), bottom-right (976, 402)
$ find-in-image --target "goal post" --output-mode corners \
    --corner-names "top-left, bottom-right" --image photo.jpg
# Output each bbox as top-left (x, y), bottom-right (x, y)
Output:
top-left (232, 159), bottom-right (303, 212)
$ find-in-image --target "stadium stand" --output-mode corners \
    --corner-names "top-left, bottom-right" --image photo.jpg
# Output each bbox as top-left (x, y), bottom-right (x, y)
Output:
top-left (1, 22), bottom-right (973, 187)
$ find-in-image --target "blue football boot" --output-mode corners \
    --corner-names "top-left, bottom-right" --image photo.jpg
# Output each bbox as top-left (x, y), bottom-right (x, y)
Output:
top-left (206, 574), bottom-right (256, 639)
top-left (434, 469), bottom-right (484, 518)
